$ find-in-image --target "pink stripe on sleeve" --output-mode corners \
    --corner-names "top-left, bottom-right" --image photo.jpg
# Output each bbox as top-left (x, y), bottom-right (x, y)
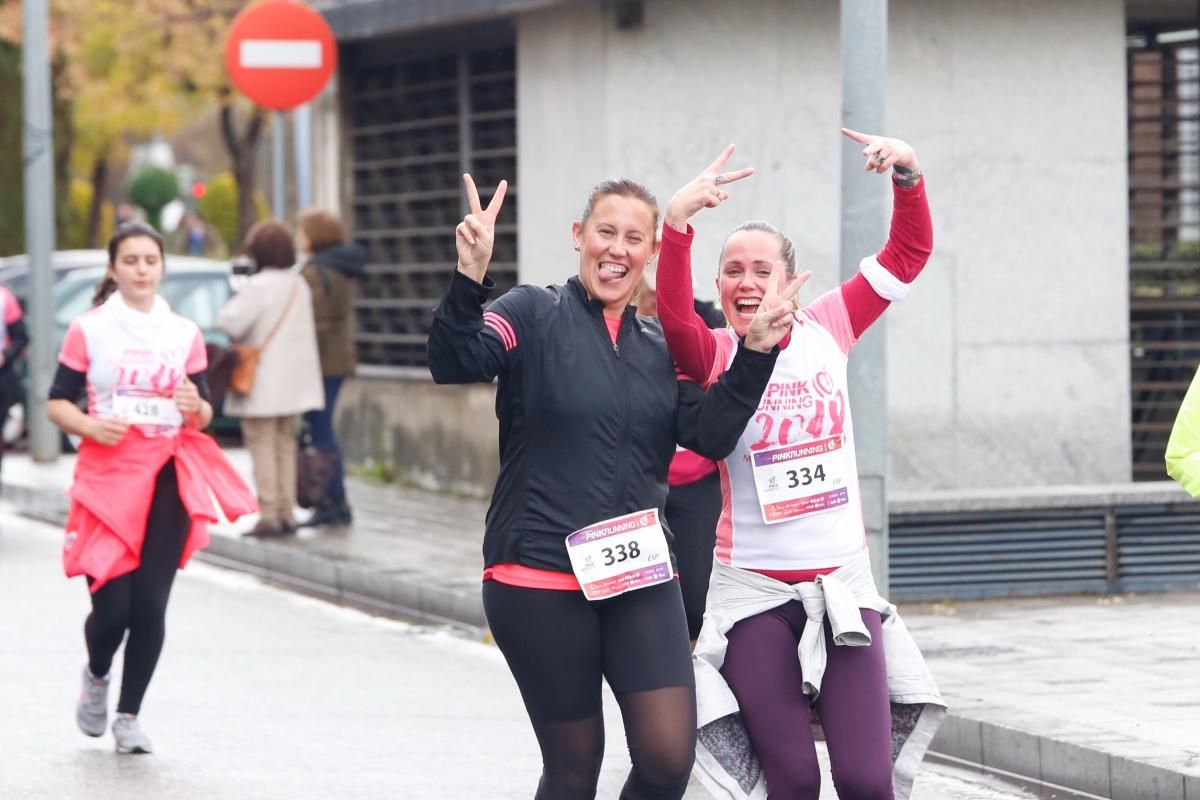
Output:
top-left (483, 311), bottom-right (517, 351)
top-left (59, 321), bottom-right (89, 372)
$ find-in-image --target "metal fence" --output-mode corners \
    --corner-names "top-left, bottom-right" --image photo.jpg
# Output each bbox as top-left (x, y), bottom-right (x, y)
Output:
top-left (890, 501), bottom-right (1200, 601)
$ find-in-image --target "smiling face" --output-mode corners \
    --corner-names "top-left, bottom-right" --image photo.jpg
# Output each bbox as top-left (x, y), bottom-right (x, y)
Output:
top-left (109, 235), bottom-right (164, 312)
top-left (717, 229), bottom-right (788, 336)
top-left (572, 194), bottom-right (660, 317)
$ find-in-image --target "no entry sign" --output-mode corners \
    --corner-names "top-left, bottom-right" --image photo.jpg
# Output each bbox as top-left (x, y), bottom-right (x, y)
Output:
top-left (225, 0), bottom-right (337, 111)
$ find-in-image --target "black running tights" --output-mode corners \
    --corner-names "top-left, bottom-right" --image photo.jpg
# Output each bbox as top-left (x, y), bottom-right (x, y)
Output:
top-left (484, 579), bottom-right (697, 800)
top-left (84, 460), bottom-right (189, 715)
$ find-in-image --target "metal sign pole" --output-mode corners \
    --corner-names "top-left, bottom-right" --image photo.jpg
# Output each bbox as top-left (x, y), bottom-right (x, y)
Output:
top-left (840, 0), bottom-right (889, 593)
top-left (272, 111), bottom-right (286, 218)
top-left (23, 0), bottom-right (61, 462)
top-left (294, 104), bottom-right (312, 211)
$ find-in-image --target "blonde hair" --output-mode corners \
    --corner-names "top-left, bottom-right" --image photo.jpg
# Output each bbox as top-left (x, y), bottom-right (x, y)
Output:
top-left (581, 178), bottom-right (660, 230)
top-left (721, 220), bottom-right (798, 276)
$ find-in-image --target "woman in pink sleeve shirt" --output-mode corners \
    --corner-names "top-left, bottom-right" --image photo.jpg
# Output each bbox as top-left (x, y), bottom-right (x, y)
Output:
top-left (48, 223), bottom-right (256, 755)
top-left (655, 134), bottom-right (944, 800)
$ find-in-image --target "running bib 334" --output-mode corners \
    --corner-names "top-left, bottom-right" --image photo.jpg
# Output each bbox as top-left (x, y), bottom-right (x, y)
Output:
top-left (565, 509), bottom-right (672, 601)
top-left (751, 435), bottom-right (850, 524)
top-left (112, 386), bottom-right (183, 428)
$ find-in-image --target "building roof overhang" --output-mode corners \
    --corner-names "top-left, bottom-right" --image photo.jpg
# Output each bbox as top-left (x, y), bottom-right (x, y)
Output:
top-left (314, 0), bottom-right (598, 41)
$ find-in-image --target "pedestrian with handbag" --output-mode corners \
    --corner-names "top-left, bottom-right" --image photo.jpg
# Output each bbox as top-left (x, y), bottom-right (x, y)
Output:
top-left (217, 220), bottom-right (324, 537)
top-left (295, 208), bottom-right (366, 527)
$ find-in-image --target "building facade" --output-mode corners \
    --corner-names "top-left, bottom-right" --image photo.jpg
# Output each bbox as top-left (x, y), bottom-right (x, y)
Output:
top-left (311, 0), bottom-right (1198, 496)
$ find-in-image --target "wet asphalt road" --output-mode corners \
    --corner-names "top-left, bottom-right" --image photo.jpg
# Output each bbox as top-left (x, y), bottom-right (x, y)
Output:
top-left (0, 512), bottom-right (1053, 799)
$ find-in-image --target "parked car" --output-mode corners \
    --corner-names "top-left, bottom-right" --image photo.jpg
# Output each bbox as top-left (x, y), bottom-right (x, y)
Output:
top-left (0, 250), bottom-right (112, 304)
top-left (0, 253), bottom-right (242, 447)
top-left (52, 262), bottom-right (234, 348)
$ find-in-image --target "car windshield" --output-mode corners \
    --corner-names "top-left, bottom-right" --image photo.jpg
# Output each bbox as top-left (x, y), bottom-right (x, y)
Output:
top-left (54, 271), bottom-right (231, 332)
top-left (54, 279), bottom-right (97, 327)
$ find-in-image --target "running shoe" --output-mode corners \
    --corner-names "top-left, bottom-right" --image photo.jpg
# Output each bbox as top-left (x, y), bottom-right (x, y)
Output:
top-left (76, 666), bottom-right (109, 737)
top-left (112, 713), bottom-right (153, 754)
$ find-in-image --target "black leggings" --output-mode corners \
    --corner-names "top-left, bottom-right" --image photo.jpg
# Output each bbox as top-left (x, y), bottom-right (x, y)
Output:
top-left (85, 460), bottom-right (189, 715)
top-left (665, 470), bottom-right (721, 640)
top-left (483, 579), bottom-right (697, 800)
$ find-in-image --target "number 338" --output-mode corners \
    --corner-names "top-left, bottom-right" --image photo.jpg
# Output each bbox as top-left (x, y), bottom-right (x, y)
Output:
top-left (602, 541), bottom-right (642, 566)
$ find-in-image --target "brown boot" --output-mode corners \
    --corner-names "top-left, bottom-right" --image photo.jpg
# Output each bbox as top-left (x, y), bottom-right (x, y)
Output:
top-left (243, 519), bottom-right (285, 538)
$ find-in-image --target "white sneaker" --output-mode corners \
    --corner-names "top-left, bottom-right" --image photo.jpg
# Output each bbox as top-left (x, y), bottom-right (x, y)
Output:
top-left (112, 713), bottom-right (153, 754)
top-left (76, 667), bottom-right (109, 737)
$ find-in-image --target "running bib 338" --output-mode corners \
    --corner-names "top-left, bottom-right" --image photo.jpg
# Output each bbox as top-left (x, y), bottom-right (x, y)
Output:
top-left (565, 509), bottom-right (672, 601)
top-left (751, 435), bottom-right (850, 524)
top-left (112, 386), bottom-right (183, 429)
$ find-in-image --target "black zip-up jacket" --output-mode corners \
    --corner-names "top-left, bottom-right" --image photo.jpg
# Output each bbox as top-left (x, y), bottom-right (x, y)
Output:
top-left (428, 270), bottom-right (777, 574)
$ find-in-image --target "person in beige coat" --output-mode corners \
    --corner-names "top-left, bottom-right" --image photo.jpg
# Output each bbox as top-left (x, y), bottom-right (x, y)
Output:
top-left (217, 220), bottom-right (324, 537)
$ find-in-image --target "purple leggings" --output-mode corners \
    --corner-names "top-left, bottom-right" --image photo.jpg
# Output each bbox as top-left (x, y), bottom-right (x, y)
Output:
top-left (721, 603), bottom-right (894, 800)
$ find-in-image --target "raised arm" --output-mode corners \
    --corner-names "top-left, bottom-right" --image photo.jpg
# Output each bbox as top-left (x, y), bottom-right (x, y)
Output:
top-left (656, 224), bottom-right (721, 383)
top-left (657, 145), bottom-right (755, 383)
top-left (833, 129), bottom-right (933, 339)
top-left (427, 174), bottom-right (520, 384)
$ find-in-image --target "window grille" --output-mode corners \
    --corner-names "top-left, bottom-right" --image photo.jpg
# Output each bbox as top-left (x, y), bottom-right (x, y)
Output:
top-left (1128, 28), bottom-right (1200, 479)
top-left (344, 36), bottom-right (518, 368)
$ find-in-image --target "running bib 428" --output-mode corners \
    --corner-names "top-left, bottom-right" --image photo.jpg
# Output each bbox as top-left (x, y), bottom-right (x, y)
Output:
top-left (751, 435), bottom-right (850, 524)
top-left (565, 509), bottom-right (672, 601)
top-left (112, 386), bottom-right (183, 428)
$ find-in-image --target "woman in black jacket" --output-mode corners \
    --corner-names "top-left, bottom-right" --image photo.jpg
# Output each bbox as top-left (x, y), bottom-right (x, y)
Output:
top-left (428, 169), bottom-right (799, 800)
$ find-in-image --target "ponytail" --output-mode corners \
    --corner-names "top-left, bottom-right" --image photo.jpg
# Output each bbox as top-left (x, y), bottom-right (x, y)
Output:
top-left (92, 275), bottom-right (117, 307)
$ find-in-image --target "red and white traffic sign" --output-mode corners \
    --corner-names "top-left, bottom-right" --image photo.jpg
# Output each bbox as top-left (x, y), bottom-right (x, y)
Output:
top-left (225, 0), bottom-right (337, 111)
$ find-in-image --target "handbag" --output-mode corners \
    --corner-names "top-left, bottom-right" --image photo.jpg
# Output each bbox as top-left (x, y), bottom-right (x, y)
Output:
top-left (297, 423), bottom-right (338, 509)
top-left (229, 278), bottom-right (301, 396)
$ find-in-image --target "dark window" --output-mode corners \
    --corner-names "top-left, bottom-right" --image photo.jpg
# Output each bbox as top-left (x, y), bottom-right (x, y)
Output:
top-left (344, 29), bottom-right (518, 368)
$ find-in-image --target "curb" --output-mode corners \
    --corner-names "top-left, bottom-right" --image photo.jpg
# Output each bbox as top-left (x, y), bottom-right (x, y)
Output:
top-left (929, 715), bottom-right (1200, 800)
top-left (7, 482), bottom-right (1195, 800)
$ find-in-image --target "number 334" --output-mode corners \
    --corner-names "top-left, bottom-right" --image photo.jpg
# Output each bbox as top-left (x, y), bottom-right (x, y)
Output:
top-left (786, 464), bottom-right (826, 488)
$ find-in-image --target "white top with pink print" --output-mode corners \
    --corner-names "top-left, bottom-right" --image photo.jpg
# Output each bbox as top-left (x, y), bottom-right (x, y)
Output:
top-left (58, 293), bottom-right (206, 437)
top-left (706, 288), bottom-right (868, 571)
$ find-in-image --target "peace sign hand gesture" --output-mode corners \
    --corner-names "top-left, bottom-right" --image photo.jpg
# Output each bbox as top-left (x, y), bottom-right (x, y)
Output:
top-left (455, 173), bottom-right (509, 284)
top-left (664, 144), bottom-right (755, 234)
top-left (744, 263), bottom-right (810, 353)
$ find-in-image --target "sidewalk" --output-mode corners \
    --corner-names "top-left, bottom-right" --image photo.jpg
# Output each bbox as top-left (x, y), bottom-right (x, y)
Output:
top-left (4, 450), bottom-right (1198, 800)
